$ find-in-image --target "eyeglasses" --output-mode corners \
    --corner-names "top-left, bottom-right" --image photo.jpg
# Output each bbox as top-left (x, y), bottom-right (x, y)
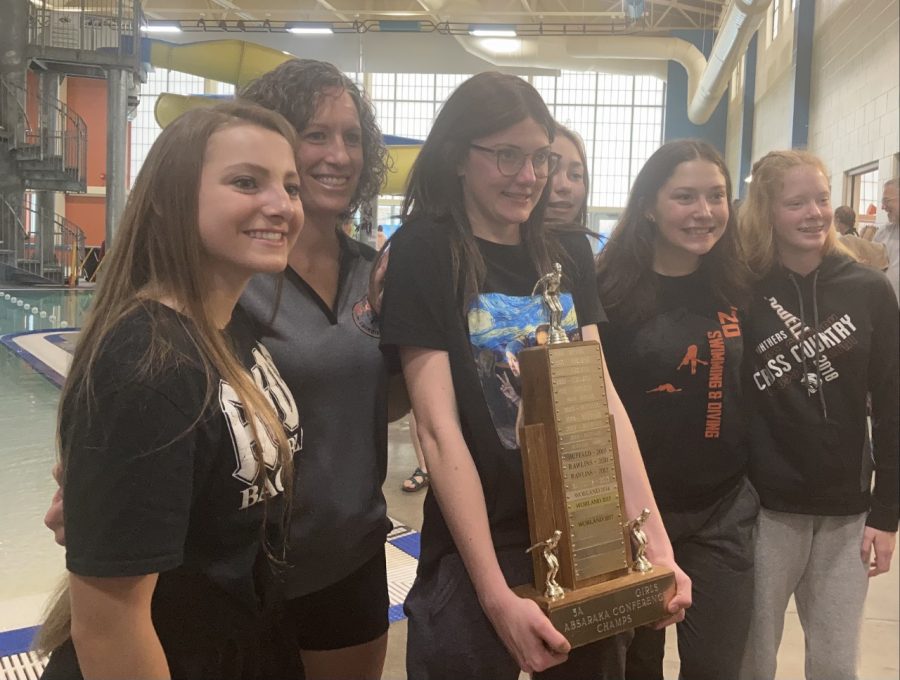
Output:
top-left (469, 144), bottom-right (561, 178)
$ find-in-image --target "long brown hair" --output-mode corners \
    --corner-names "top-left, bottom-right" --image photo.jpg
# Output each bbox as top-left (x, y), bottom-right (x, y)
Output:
top-left (597, 139), bottom-right (752, 325)
top-left (36, 102), bottom-right (297, 654)
top-left (739, 149), bottom-right (846, 276)
top-left (400, 72), bottom-right (563, 310)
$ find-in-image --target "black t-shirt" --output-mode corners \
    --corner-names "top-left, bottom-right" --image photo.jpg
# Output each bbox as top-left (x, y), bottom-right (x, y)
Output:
top-left (599, 269), bottom-right (749, 511)
top-left (58, 302), bottom-right (301, 678)
top-left (381, 218), bottom-right (603, 573)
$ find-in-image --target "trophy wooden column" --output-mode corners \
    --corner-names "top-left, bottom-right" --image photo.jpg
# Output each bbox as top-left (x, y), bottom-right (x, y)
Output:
top-left (515, 340), bottom-right (675, 648)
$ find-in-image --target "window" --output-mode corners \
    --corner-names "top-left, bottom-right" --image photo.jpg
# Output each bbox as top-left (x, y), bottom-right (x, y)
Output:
top-left (129, 69), bottom-right (666, 224)
top-left (537, 72), bottom-right (665, 210)
top-left (370, 72), bottom-right (470, 140)
top-left (849, 166), bottom-right (880, 218)
top-left (129, 68), bottom-right (234, 188)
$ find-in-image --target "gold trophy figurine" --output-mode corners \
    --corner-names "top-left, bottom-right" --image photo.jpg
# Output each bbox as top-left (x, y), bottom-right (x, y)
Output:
top-left (527, 530), bottom-right (565, 602)
top-left (532, 262), bottom-right (568, 345)
top-left (627, 508), bottom-right (653, 574)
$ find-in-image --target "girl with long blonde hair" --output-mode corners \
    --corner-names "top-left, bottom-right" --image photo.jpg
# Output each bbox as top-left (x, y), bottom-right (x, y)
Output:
top-left (38, 101), bottom-right (304, 679)
top-left (738, 149), bottom-right (898, 680)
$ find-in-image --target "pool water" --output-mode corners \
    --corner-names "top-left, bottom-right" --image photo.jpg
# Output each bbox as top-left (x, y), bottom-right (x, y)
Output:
top-left (0, 288), bottom-right (93, 630)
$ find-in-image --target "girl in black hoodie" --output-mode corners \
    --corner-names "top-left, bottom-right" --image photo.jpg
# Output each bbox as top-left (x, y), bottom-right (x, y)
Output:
top-left (738, 150), bottom-right (898, 680)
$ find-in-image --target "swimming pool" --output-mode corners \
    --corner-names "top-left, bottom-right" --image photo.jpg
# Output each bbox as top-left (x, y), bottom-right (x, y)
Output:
top-left (0, 288), bottom-right (92, 633)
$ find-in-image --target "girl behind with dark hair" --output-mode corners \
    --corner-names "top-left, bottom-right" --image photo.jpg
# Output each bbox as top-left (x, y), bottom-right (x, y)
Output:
top-left (597, 139), bottom-right (758, 680)
top-left (381, 71), bottom-right (690, 680)
top-left (738, 150), bottom-right (898, 680)
top-left (238, 59), bottom-right (395, 679)
top-left (37, 102), bottom-right (303, 679)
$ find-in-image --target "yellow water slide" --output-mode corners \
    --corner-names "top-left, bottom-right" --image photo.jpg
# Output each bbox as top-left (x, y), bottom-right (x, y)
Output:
top-left (149, 39), bottom-right (419, 194)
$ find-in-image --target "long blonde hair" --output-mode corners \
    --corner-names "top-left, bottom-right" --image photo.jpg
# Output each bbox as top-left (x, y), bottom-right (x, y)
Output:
top-left (36, 102), bottom-right (298, 654)
top-left (739, 149), bottom-right (847, 276)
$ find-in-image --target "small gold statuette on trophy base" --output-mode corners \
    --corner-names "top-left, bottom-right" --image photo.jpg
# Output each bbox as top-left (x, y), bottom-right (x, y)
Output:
top-left (513, 265), bottom-right (676, 649)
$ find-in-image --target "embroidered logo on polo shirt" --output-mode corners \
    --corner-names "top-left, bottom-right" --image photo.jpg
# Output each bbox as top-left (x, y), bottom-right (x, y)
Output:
top-left (352, 294), bottom-right (381, 338)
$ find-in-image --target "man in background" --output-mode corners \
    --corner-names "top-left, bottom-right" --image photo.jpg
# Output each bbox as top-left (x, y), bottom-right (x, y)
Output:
top-left (874, 178), bottom-right (899, 302)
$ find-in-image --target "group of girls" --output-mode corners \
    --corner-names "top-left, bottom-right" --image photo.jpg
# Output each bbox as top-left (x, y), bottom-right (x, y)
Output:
top-left (37, 63), bottom-right (896, 680)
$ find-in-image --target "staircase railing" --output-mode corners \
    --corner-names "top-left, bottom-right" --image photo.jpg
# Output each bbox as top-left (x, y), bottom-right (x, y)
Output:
top-left (0, 75), bottom-right (87, 189)
top-left (0, 194), bottom-right (85, 286)
top-left (0, 76), bottom-right (30, 150)
top-left (0, 193), bottom-right (28, 273)
top-left (28, 0), bottom-right (142, 70)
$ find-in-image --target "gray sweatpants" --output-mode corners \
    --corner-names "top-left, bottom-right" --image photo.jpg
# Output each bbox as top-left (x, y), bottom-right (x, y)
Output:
top-left (740, 509), bottom-right (869, 680)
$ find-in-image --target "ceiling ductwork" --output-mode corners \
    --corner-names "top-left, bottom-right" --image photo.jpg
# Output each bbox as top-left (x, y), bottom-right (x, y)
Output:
top-left (417, 0), bottom-right (772, 125)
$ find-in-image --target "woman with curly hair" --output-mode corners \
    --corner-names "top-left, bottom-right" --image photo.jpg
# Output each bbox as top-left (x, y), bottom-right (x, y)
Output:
top-left (237, 60), bottom-right (394, 679)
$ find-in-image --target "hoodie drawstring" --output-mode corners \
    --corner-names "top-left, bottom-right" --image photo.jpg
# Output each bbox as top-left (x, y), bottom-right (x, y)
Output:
top-left (788, 270), bottom-right (828, 420)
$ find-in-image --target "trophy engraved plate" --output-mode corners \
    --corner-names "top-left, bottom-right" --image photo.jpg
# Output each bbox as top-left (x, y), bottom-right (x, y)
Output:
top-left (515, 265), bottom-right (675, 648)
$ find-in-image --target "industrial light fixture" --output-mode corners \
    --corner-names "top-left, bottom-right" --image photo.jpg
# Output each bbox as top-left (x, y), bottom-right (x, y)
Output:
top-left (479, 38), bottom-right (522, 54)
top-left (141, 22), bottom-right (182, 33)
top-left (287, 22), bottom-right (334, 34)
top-left (468, 24), bottom-right (517, 38)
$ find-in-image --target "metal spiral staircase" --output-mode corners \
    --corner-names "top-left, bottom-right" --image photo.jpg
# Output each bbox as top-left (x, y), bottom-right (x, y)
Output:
top-left (0, 77), bottom-right (87, 285)
top-left (0, 77), bottom-right (87, 193)
top-left (0, 194), bottom-right (85, 286)
top-left (0, 0), bottom-right (142, 286)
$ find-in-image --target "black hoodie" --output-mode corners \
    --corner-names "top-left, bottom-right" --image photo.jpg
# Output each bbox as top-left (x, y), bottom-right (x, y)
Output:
top-left (744, 253), bottom-right (899, 530)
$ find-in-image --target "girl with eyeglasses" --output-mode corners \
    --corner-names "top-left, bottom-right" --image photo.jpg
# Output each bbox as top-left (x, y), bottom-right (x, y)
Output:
top-left (379, 72), bottom-right (690, 680)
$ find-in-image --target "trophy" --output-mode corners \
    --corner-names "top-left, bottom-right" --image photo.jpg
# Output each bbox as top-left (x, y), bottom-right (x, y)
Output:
top-left (513, 264), bottom-right (676, 648)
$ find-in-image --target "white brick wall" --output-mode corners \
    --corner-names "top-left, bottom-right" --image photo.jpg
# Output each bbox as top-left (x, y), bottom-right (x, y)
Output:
top-left (726, 0), bottom-right (899, 210)
top-left (750, 0), bottom-right (797, 168)
top-left (809, 0), bottom-right (899, 208)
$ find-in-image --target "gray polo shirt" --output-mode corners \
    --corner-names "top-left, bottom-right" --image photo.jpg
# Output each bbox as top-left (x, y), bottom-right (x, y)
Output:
top-left (240, 231), bottom-right (391, 599)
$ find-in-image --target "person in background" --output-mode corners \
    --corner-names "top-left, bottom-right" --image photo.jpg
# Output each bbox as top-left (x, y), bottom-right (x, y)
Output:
top-left (545, 124), bottom-right (588, 228)
top-left (873, 177), bottom-right (899, 301)
top-left (834, 204), bottom-right (889, 270)
top-left (401, 412), bottom-right (430, 492)
top-left (738, 150), bottom-right (898, 680)
top-left (596, 140), bottom-right (758, 680)
top-left (834, 205), bottom-right (859, 236)
top-left (238, 59), bottom-right (396, 680)
top-left (380, 71), bottom-right (690, 680)
top-left (37, 102), bottom-right (304, 679)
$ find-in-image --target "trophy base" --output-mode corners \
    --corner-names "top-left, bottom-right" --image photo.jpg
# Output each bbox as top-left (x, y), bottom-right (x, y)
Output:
top-left (514, 568), bottom-right (676, 649)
